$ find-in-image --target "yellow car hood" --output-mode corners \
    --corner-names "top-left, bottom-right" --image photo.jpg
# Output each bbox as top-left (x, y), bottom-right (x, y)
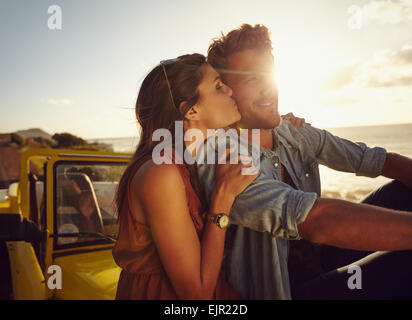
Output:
top-left (53, 248), bottom-right (121, 300)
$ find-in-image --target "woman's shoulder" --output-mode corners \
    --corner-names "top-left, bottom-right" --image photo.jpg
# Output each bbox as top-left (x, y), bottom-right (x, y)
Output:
top-left (131, 158), bottom-right (185, 195)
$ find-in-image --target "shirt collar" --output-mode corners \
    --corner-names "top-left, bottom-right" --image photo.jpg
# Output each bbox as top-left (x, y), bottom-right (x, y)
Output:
top-left (255, 128), bottom-right (284, 158)
top-left (241, 125), bottom-right (290, 158)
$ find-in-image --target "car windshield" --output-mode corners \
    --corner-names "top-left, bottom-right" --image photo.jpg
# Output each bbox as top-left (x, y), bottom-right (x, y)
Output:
top-left (55, 162), bottom-right (126, 246)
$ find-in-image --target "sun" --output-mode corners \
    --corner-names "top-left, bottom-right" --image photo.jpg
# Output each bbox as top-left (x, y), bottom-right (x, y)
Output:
top-left (271, 41), bottom-right (345, 127)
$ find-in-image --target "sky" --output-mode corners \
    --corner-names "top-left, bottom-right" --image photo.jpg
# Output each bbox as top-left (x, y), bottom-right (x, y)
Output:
top-left (1, 0), bottom-right (411, 139)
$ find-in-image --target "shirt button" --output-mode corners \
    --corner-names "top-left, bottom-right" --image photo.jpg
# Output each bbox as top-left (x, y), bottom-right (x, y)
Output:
top-left (274, 163), bottom-right (279, 167)
top-left (305, 173), bottom-right (309, 177)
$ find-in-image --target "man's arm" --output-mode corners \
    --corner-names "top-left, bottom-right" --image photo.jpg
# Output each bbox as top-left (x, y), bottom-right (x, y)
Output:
top-left (381, 152), bottom-right (412, 190)
top-left (293, 124), bottom-right (387, 178)
top-left (298, 198), bottom-right (412, 251)
top-left (304, 124), bottom-right (412, 187)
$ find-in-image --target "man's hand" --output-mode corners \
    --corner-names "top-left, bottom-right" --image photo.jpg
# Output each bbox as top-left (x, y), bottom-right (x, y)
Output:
top-left (281, 112), bottom-right (310, 129)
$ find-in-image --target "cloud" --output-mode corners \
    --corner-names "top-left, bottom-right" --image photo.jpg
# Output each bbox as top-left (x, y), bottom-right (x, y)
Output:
top-left (356, 43), bottom-right (412, 88)
top-left (321, 62), bottom-right (360, 90)
top-left (321, 95), bottom-right (358, 107)
top-left (322, 43), bottom-right (412, 91)
top-left (46, 98), bottom-right (73, 106)
top-left (363, 0), bottom-right (412, 26)
top-left (320, 42), bottom-right (412, 111)
top-left (365, 75), bottom-right (412, 87)
top-left (387, 43), bottom-right (412, 64)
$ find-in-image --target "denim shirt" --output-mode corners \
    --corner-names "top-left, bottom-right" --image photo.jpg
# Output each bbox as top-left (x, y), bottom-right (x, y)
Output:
top-left (196, 120), bottom-right (387, 300)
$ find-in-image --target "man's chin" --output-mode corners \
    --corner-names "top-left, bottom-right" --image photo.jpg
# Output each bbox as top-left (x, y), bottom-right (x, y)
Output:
top-left (273, 117), bottom-right (281, 128)
top-left (263, 114), bottom-right (281, 129)
top-left (235, 111), bottom-right (281, 130)
top-left (236, 119), bottom-right (280, 130)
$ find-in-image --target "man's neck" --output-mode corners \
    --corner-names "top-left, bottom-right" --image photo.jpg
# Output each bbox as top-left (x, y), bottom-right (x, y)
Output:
top-left (237, 127), bottom-right (274, 150)
top-left (258, 129), bottom-right (274, 150)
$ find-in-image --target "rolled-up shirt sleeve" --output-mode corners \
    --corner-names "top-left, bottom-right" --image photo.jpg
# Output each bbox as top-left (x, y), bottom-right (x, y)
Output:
top-left (229, 177), bottom-right (318, 239)
top-left (298, 125), bottom-right (387, 178)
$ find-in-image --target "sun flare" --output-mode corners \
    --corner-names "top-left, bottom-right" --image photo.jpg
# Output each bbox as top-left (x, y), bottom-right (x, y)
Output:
top-left (271, 38), bottom-right (351, 128)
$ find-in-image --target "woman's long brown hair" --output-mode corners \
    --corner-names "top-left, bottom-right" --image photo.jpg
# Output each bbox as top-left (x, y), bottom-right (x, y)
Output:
top-left (115, 54), bottom-right (208, 219)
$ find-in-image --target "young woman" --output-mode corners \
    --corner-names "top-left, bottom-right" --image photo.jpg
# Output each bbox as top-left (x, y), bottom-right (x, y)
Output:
top-left (112, 54), bottom-right (259, 299)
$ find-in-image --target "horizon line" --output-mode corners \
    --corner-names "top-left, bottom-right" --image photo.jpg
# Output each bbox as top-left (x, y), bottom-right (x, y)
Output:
top-left (6, 121), bottom-right (412, 141)
top-left (86, 121), bottom-right (412, 140)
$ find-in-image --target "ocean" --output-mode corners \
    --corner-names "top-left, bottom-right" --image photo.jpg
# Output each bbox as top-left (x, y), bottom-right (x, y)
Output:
top-left (320, 123), bottom-right (412, 202)
top-left (90, 123), bottom-right (412, 202)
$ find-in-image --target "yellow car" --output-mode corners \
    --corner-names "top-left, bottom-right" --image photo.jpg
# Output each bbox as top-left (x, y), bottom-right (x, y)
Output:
top-left (0, 148), bottom-right (131, 299)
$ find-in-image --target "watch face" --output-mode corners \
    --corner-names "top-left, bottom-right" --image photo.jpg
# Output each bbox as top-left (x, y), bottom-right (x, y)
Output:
top-left (218, 215), bottom-right (230, 228)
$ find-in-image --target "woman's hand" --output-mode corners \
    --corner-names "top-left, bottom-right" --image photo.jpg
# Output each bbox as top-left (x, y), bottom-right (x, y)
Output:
top-left (211, 149), bottom-right (259, 214)
top-left (281, 112), bottom-right (310, 129)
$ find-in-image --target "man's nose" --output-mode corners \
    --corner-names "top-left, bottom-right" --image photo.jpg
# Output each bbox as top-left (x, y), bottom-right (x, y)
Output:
top-left (261, 76), bottom-right (277, 99)
top-left (261, 87), bottom-right (277, 99)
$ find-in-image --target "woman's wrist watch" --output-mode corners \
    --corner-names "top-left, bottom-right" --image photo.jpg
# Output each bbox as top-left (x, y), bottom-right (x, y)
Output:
top-left (206, 213), bottom-right (230, 229)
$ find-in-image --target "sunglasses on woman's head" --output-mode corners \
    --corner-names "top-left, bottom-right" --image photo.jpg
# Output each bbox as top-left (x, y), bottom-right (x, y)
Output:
top-left (160, 58), bottom-right (180, 109)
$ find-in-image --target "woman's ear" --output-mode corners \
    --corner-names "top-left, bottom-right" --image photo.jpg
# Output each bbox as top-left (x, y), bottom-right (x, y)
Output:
top-left (179, 101), bottom-right (200, 121)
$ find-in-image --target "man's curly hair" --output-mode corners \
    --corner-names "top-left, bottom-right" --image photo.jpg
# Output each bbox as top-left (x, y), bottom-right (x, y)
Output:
top-left (207, 24), bottom-right (273, 74)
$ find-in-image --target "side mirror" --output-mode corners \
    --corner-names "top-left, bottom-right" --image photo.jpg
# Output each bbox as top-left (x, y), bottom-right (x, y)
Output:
top-left (0, 214), bottom-right (44, 242)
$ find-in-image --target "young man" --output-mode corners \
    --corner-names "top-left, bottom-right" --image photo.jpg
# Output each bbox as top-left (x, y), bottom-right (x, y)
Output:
top-left (196, 24), bottom-right (412, 299)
